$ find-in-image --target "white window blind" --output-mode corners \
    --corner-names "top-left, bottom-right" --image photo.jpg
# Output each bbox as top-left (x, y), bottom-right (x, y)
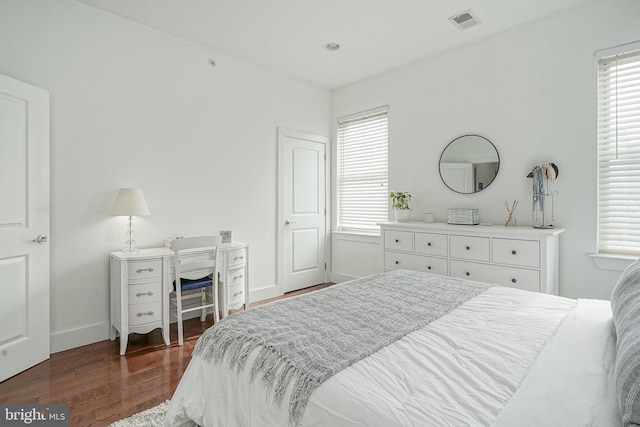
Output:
top-left (337, 107), bottom-right (389, 233)
top-left (597, 43), bottom-right (640, 255)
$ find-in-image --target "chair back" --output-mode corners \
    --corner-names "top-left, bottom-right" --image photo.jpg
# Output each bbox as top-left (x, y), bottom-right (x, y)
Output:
top-left (170, 235), bottom-right (223, 345)
top-left (172, 236), bottom-right (222, 285)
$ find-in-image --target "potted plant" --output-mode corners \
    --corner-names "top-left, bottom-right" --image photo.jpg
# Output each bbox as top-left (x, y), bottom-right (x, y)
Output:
top-left (389, 191), bottom-right (412, 221)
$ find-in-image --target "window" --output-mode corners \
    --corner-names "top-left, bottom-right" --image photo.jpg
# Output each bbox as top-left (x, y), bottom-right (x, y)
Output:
top-left (597, 42), bottom-right (640, 255)
top-left (337, 106), bottom-right (389, 233)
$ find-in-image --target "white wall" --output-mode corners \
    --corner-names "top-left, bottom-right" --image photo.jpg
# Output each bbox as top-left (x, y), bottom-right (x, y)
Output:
top-left (0, 0), bottom-right (330, 352)
top-left (331, 0), bottom-right (640, 299)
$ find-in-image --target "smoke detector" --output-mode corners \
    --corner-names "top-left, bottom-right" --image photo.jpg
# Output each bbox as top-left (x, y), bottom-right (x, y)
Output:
top-left (449, 9), bottom-right (481, 30)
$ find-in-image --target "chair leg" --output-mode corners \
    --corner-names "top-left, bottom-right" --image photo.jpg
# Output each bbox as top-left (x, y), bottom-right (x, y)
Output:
top-left (176, 290), bottom-right (184, 346)
top-left (200, 288), bottom-right (207, 322)
top-left (214, 280), bottom-right (220, 324)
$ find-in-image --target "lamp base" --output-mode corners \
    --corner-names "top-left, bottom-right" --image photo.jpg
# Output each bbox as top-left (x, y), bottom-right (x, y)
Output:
top-left (122, 216), bottom-right (140, 253)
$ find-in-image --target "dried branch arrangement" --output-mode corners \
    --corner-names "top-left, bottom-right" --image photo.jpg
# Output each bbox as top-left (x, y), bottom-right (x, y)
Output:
top-left (504, 200), bottom-right (518, 227)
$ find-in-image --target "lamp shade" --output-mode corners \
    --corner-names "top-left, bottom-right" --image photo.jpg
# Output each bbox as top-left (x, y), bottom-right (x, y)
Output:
top-left (110, 188), bottom-right (150, 216)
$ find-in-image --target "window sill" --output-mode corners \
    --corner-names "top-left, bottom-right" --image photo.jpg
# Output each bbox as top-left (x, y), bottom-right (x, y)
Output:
top-left (332, 230), bottom-right (381, 242)
top-left (588, 253), bottom-right (638, 271)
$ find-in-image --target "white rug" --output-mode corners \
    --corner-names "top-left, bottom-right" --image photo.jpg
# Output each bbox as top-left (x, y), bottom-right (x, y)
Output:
top-left (108, 401), bottom-right (169, 427)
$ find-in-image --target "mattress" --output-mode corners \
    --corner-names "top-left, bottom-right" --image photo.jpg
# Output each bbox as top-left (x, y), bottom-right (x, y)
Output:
top-left (165, 275), bottom-right (621, 427)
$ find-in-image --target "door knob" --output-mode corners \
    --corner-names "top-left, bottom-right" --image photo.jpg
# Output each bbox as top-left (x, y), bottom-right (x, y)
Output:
top-left (285, 220), bottom-right (297, 225)
top-left (32, 234), bottom-right (49, 244)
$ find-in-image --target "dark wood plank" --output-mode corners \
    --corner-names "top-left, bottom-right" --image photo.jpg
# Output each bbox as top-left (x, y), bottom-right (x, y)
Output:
top-left (0, 283), bottom-right (332, 426)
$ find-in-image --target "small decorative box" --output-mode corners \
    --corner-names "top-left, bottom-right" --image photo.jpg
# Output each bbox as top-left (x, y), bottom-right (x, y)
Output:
top-left (447, 208), bottom-right (480, 225)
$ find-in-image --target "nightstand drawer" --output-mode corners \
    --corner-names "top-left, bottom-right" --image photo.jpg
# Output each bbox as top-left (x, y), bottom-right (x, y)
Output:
top-left (128, 301), bottom-right (162, 326)
top-left (384, 231), bottom-right (413, 252)
top-left (414, 232), bottom-right (448, 256)
top-left (450, 235), bottom-right (490, 262)
top-left (492, 238), bottom-right (540, 268)
top-left (128, 282), bottom-right (162, 304)
top-left (127, 260), bottom-right (162, 280)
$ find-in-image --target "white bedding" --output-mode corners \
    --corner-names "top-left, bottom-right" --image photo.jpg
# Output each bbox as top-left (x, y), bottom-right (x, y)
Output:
top-left (165, 286), bottom-right (621, 427)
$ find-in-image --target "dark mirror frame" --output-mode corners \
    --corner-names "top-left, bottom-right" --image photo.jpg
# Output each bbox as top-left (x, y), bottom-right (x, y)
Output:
top-left (438, 134), bottom-right (500, 194)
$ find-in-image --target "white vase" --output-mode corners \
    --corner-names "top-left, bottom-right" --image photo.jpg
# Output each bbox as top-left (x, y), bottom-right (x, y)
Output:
top-left (394, 209), bottom-right (411, 222)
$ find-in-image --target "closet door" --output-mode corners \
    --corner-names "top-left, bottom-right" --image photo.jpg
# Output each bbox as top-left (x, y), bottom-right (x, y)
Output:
top-left (278, 128), bottom-right (328, 293)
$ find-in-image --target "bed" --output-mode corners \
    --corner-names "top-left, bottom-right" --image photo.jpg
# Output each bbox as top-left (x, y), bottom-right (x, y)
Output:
top-left (164, 264), bottom-right (640, 427)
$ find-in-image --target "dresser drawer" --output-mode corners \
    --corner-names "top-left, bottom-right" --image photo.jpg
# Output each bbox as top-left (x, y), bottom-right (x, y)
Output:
top-left (414, 232), bottom-right (448, 257)
top-left (128, 301), bottom-right (162, 326)
top-left (450, 235), bottom-right (490, 262)
top-left (450, 260), bottom-right (540, 292)
top-left (228, 282), bottom-right (245, 309)
top-left (220, 265), bottom-right (247, 310)
top-left (385, 251), bottom-right (448, 276)
top-left (384, 231), bottom-right (413, 252)
top-left (226, 248), bottom-right (247, 268)
top-left (128, 282), bottom-right (162, 304)
top-left (223, 266), bottom-right (246, 287)
top-left (127, 260), bottom-right (162, 281)
top-left (492, 238), bottom-right (540, 268)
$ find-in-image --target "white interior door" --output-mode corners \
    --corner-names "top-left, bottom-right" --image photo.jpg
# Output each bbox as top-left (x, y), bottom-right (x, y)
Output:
top-left (278, 128), bottom-right (328, 293)
top-left (0, 74), bottom-right (50, 382)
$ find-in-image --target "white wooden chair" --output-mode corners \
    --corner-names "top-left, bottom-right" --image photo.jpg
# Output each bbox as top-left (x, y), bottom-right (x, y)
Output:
top-left (170, 235), bottom-right (222, 345)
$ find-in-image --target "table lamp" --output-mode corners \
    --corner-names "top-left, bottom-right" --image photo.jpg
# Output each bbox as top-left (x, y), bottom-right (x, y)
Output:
top-left (110, 188), bottom-right (150, 253)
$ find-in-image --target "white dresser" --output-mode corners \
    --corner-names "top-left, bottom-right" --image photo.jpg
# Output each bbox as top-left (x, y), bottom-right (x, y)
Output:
top-left (380, 222), bottom-right (564, 294)
top-left (109, 242), bottom-right (249, 355)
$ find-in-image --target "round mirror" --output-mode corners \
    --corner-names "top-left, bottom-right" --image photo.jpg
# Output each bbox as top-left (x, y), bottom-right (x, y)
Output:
top-left (439, 135), bottom-right (500, 194)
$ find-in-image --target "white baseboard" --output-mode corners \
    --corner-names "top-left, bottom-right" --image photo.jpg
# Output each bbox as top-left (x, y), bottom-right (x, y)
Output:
top-left (50, 284), bottom-right (284, 354)
top-left (50, 321), bottom-right (110, 354)
top-left (249, 283), bottom-right (282, 302)
top-left (49, 291), bottom-right (272, 353)
top-left (329, 271), bottom-right (359, 283)
top-left (49, 311), bottom-right (221, 354)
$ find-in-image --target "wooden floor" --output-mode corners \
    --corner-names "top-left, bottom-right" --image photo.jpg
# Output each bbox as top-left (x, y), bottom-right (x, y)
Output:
top-left (0, 283), bottom-right (332, 427)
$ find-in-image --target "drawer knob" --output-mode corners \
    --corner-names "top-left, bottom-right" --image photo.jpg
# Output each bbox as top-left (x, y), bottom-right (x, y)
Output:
top-left (136, 311), bottom-right (154, 317)
top-left (234, 256), bottom-right (244, 261)
top-left (465, 272), bottom-right (470, 276)
top-left (427, 242), bottom-right (432, 246)
top-left (395, 239), bottom-right (399, 243)
top-left (512, 250), bottom-right (517, 255)
top-left (427, 266), bottom-right (432, 270)
top-left (511, 278), bottom-right (517, 283)
top-left (136, 291), bottom-right (154, 297)
top-left (466, 246), bottom-right (470, 250)
top-left (136, 267), bottom-right (154, 273)
top-left (233, 275), bottom-right (244, 281)
top-left (395, 260), bottom-right (400, 265)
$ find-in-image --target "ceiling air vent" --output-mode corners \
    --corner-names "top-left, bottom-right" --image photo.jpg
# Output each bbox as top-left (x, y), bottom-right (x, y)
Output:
top-left (449, 9), bottom-right (481, 31)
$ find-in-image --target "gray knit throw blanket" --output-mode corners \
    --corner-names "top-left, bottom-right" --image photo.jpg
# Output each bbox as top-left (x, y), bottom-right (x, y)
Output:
top-left (193, 269), bottom-right (493, 426)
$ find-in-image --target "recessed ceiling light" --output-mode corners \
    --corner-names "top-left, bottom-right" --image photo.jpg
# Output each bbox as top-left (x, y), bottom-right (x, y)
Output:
top-left (325, 42), bottom-right (341, 51)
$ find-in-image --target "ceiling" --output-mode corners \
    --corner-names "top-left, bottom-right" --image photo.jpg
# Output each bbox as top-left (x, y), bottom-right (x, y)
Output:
top-left (77, 0), bottom-right (592, 90)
